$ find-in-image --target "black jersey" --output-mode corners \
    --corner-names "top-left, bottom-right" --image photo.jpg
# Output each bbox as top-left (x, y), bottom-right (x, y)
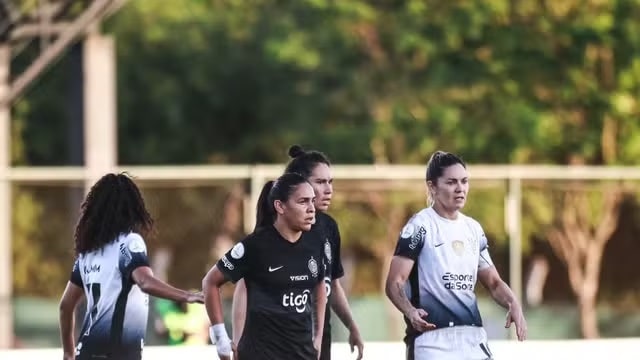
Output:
top-left (313, 212), bottom-right (344, 338)
top-left (217, 225), bottom-right (327, 360)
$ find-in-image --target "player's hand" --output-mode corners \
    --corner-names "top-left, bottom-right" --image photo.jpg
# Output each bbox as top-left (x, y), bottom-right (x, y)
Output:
top-left (406, 308), bottom-right (436, 332)
top-left (313, 336), bottom-right (322, 359)
top-left (63, 353), bottom-right (75, 360)
top-left (216, 337), bottom-right (232, 360)
top-left (505, 302), bottom-right (527, 341)
top-left (186, 291), bottom-right (204, 304)
top-left (231, 340), bottom-right (238, 359)
top-left (348, 325), bottom-right (364, 360)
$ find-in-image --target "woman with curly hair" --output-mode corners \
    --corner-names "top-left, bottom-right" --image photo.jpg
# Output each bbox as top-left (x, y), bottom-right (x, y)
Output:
top-left (58, 173), bottom-right (203, 360)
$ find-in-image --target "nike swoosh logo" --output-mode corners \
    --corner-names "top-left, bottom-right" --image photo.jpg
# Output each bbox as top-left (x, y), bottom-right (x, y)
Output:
top-left (268, 266), bottom-right (284, 272)
top-left (435, 243), bottom-right (445, 247)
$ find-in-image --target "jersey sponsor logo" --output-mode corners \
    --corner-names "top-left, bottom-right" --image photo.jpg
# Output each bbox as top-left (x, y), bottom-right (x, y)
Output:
top-left (221, 255), bottom-right (234, 270)
top-left (308, 257), bottom-right (318, 278)
top-left (230, 243), bottom-right (245, 259)
top-left (324, 240), bottom-right (332, 263)
top-left (290, 274), bottom-right (309, 281)
top-left (83, 264), bottom-right (101, 275)
top-left (282, 289), bottom-right (311, 313)
top-left (442, 272), bottom-right (475, 291)
top-left (409, 226), bottom-right (426, 250)
top-left (268, 265), bottom-right (284, 272)
top-left (119, 243), bottom-right (133, 267)
top-left (128, 237), bottom-right (146, 253)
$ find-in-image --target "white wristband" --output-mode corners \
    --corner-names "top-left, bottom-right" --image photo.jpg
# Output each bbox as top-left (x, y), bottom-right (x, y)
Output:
top-left (209, 324), bottom-right (232, 356)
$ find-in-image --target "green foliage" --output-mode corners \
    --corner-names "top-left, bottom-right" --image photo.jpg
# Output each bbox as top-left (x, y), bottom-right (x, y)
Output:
top-left (10, 0), bottom-right (640, 304)
top-left (12, 188), bottom-right (68, 297)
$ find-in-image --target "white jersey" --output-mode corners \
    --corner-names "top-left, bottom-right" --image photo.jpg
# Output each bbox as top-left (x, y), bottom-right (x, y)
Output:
top-left (69, 232), bottom-right (150, 359)
top-left (393, 207), bottom-right (494, 342)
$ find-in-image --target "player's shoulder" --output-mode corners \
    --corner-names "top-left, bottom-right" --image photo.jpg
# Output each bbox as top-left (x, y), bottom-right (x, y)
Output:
top-left (242, 227), bottom-right (272, 247)
top-left (406, 207), bottom-right (433, 226)
top-left (312, 212), bottom-right (340, 243)
top-left (315, 211), bottom-right (338, 229)
top-left (120, 232), bottom-right (147, 253)
top-left (458, 212), bottom-right (483, 231)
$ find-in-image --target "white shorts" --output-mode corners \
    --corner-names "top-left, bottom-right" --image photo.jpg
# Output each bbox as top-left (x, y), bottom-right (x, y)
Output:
top-left (408, 326), bottom-right (493, 360)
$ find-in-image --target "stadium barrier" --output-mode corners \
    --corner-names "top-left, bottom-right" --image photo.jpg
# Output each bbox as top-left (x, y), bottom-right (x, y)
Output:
top-left (1, 339), bottom-right (639, 360)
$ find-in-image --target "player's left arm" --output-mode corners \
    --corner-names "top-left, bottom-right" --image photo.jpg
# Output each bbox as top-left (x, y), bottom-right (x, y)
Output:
top-left (313, 275), bottom-right (327, 354)
top-left (327, 223), bottom-right (363, 355)
top-left (477, 266), bottom-right (519, 310)
top-left (477, 267), bottom-right (527, 341)
top-left (476, 227), bottom-right (527, 341)
top-left (330, 279), bottom-right (358, 332)
top-left (327, 224), bottom-right (362, 342)
top-left (59, 281), bottom-right (84, 359)
top-left (330, 279), bottom-right (364, 359)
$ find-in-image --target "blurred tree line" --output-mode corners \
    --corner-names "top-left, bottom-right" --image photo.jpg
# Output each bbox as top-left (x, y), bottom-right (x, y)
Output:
top-left (8, 0), bottom-right (640, 338)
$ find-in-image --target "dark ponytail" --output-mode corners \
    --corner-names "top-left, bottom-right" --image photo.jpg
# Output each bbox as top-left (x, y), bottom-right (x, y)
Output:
top-left (255, 181), bottom-right (276, 231)
top-left (254, 173), bottom-right (309, 231)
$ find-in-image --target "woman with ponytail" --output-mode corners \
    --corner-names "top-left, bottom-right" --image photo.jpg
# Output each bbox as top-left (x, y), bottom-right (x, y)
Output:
top-left (385, 151), bottom-right (526, 360)
top-left (202, 173), bottom-right (328, 360)
top-left (232, 145), bottom-right (364, 360)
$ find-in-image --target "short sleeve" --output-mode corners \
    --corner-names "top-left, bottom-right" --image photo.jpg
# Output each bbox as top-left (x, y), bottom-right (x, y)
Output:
top-left (120, 233), bottom-right (151, 276)
top-left (70, 259), bottom-right (83, 287)
top-left (216, 241), bottom-right (250, 284)
top-left (328, 220), bottom-right (344, 280)
top-left (477, 226), bottom-right (494, 270)
top-left (320, 242), bottom-right (330, 284)
top-left (393, 216), bottom-right (426, 260)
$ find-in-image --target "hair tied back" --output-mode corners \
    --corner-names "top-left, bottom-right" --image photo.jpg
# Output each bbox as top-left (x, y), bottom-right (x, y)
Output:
top-left (288, 144), bottom-right (306, 158)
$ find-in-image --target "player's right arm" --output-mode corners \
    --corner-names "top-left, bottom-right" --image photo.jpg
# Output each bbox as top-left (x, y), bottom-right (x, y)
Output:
top-left (231, 279), bottom-right (247, 345)
top-left (131, 267), bottom-right (202, 303)
top-left (59, 260), bottom-right (85, 360)
top-left (124, 234), bottom-right (202, 304)
top-left (203, 241), bottom-right (250, 360)
top-left (384, 218), bottom-right (435, 332)
top-left (385, 256), bottom-right (418, 317)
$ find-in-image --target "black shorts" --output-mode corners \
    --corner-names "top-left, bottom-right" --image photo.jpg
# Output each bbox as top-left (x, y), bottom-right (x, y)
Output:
top-left (319, 331), bottom-right (331, 360)
top-left (76, 351), bottom-right (141, 360)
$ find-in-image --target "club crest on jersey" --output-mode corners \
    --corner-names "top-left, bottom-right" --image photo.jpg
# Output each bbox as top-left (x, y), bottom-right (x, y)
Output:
top-left (128, 237), bottom-right (146, 253)
top-left (308, 256), bottom-right (319, 278)
top-left (324, 240), bottom-right (332, 263)
top-left (400, 223), bottom-right (415, 238)
top-left (230, 242), bottom-right (245, 259)
top-left (452, 240), bottom-right (465, 256)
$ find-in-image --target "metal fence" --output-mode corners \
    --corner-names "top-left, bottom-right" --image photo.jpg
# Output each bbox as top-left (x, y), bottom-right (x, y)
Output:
top-left (4, 163), bottom-right (640, 347)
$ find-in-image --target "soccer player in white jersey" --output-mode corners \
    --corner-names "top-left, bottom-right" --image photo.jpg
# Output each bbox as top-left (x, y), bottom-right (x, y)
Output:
top-left (385, 151), bottom-right (527, 360)
top-left (58, 173), bottom-right (203, 360)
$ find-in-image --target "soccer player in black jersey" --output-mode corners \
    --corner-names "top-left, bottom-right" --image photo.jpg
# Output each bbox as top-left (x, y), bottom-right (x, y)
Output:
top-left (232, 145), bottom-right (364, 360)
top-left (203, 172), bottom-right (328, 360)
top-left (58, 173), bottom-right (203, 360)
